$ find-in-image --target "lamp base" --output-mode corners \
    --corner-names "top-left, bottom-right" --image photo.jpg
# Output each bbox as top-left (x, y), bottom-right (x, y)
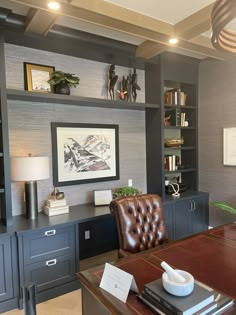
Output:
top-left (25, 181), bottom-right (38, 220)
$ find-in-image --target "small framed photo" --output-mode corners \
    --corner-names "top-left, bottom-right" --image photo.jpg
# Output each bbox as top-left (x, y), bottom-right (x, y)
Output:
top-left (94, 189), bottom-right (113, 206)
top-left (24, 62), bottom-right (55, 92)
top-left (223, 127), bottom-right (236, 165)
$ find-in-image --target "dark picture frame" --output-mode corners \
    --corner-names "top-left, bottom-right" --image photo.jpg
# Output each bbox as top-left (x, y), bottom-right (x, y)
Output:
top-left (24, 62), bottom-right (55, 92)
top-left (51, 122), bottom-right (120, 186)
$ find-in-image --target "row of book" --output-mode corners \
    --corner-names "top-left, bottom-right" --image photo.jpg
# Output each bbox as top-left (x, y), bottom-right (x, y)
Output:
top-left (165, 88), bottom-right (187, 106)
top-left (164, 155), bottom-right (181, 171)
top-left (137, 278), bottom-right (234, 315)
top-left (165, 109), bottom-right (188, 127)
top-left (44, 198), bottom-right (69, 216)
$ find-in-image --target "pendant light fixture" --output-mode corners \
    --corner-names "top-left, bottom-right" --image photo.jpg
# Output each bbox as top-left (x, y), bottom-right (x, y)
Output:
top-left (211, 0), bottom-right (236, 53)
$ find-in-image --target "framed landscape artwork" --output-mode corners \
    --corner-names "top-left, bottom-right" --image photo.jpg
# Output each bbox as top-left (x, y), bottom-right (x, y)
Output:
top-left (24, 62), bottom-right (55, 92)
top-left (51, 122), bottom-right (120, 186)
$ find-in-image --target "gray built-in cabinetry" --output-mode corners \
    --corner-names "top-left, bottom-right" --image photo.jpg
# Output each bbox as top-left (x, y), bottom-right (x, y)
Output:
top-left (145, 53), bottom-right (209, 239)
top-left (0, 28), bottom-right (209, 313)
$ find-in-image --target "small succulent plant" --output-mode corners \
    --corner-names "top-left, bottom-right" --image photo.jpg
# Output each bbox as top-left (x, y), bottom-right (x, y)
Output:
top-left (48, 71), bottom-right (80, 87)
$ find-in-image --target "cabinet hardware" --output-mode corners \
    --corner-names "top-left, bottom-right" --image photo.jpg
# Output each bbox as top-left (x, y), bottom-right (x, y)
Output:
top-left (45, 229), bottom-right (56, 236)
top-left (46, 259), bottom-right (57, 266)
top-left (189, 200), bottom-right (193, 212)
top-left (192, 200), bottom-right (196, 211)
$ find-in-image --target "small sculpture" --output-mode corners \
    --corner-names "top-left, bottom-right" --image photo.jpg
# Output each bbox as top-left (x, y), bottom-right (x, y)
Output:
top-left (51, 187), bottom-right (65, 200)
top-left (117, 89), bottom-right (127, 100)
top-left (131, 68), bottom-right (141, 102)
top-left (125, 74), bottom-right (132, 102)
top-left (108, 64), bottom-right (118, 100)
top-left (117, 76), bottom-right (127, 100)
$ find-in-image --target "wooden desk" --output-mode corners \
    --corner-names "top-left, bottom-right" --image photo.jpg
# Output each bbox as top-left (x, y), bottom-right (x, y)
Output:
top-left (78, 223), bottom-right (236, 315)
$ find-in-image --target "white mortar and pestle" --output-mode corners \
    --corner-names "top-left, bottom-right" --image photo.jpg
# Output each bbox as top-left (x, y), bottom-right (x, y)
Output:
top-left (161, 261), bottom-right (194, 296)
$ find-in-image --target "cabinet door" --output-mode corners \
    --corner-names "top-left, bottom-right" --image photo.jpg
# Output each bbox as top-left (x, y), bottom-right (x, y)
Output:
top-left (174, 199), bottom-right (192, 240)
top-left (79, 215), bottom-right (118, 260)
top-left (163, 203), bottom-right (174, 240)
top-left (0, 236), bottom-right (13, 302)
top-left (191, 195), bottom-right (209, 235)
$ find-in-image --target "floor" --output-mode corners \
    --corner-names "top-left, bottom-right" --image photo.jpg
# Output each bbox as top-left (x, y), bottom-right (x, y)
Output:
top-left (3, 290), bottom-right (82, 315)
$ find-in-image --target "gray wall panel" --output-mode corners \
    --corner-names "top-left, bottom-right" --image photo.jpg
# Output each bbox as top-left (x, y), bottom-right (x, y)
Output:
top-left (199, 58), bottom-right (236, 225)
top-left (5, 44), bottom-right (146, 216)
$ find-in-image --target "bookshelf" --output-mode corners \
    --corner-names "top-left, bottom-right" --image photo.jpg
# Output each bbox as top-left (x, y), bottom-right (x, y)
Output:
top-left (164, 80), bottom-right (197, 192)
top-left (145, 52), bottom-right (208, 240)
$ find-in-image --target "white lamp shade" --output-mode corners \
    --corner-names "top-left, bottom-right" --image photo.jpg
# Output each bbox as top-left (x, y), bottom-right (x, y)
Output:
top-left (11, 156), bottom-right (50, 181)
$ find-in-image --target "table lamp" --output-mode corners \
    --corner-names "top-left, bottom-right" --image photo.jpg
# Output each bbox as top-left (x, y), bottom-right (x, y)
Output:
top-left (11, 155), bottom-right (50, 220)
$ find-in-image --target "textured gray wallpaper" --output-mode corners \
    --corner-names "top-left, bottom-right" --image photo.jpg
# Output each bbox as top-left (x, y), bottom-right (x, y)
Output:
top-left (199, 58), bottom-right (236, 225)
top-left (5, 44), bottom-right (146, 216)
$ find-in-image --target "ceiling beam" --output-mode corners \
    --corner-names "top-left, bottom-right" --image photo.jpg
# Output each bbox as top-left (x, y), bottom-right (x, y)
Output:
top-left (10, 0), bottom-right (173, 35)
top-left (174, 3), bottom-right (215, 40)
top-left (190, 35), bottom-right (213, 49)
top-left (25, 8), bottom-right (58, 36)
top-left (9, 0), bottom-right (224, 60)
top-left (136, 38), bottom-right (225, 60)
top-left (136, 41), bottom-right (168, 59)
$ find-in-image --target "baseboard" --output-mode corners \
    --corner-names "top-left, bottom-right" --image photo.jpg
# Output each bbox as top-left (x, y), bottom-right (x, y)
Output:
top-left (0, 297), bottom-right (19, 313)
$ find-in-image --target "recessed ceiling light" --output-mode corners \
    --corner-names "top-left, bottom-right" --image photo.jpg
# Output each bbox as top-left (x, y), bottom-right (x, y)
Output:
top-left (168, 38), bottom-right (178, 45)
top-left (48, 1), bottom-right (61, 10)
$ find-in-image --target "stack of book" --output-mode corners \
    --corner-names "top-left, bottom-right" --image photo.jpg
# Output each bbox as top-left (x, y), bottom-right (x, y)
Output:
top-left (137, 278), bottom-right (234, 315)
top-left (44, 198), bottom-right (69, 216)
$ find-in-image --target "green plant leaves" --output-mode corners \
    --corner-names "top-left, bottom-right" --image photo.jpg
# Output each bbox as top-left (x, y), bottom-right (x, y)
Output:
top-left (112, 186), bottom-right (141, 197)
top-left (210, 201), bottom-right (236, 214)
top-left (47, 71), bottom-right (80, 87)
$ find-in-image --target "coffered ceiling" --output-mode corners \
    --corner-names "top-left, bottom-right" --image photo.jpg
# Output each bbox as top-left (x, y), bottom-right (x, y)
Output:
top-left (0, 0), bottom-right (231, 60)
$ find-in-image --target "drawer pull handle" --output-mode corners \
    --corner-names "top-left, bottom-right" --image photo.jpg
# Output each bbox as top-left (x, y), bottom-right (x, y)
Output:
top-left (46, 259), bottom-right (57, 267)
top-left (45, 229), bottom-right (56, 236)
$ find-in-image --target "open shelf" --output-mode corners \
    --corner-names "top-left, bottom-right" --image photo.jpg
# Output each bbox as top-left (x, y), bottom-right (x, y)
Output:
top-left (6, 89), bottom-right (159, 111)
top-left (164, 168), bottom-right (196, 174)
top-left (164, 104), bottom-right (196, 109)
top-left (164, 126), bottom-right (196, 130)
top-left (164, 146), bottom-right (196, 150)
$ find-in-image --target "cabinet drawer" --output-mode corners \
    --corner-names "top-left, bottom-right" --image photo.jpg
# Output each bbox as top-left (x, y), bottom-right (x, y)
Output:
top-left (24, 254), bottom-right (76, 293)
top-left (23, 225), bottom-right (75, 265)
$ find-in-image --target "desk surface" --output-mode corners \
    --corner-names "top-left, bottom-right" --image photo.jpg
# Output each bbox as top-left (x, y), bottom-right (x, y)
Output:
top-left (78, 223), bottom-right (236, 315)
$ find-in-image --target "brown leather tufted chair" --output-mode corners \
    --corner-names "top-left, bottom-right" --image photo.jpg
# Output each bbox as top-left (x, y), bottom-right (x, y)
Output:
top-left (110, 194), bottom-right (168, 258)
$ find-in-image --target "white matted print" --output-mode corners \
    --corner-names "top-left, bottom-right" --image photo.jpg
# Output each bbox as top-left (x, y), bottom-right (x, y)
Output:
top-left (51, 123), bottom-right (119, 186)
top-left (223, 127), bottom-right (236, 165)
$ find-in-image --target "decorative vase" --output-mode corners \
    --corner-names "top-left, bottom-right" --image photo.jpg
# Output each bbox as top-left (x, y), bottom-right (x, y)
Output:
top-left (55, 83), bottom-right (70, 95)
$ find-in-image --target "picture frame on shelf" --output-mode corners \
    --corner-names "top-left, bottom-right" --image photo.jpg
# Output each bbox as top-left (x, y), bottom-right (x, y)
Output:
top-left (223, 127), bottom-right (236, 165)
top-left (51, 122), bottom-right (120, 186)
top-left (24, 62), bottom-right (55, 92)
top-left (94, 189), bottom-right (113, 206)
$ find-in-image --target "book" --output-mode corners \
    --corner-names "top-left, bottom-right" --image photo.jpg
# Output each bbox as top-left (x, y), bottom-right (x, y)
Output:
top-left (45, 205), bottom-right (69, 211)
top-left (137, 292), bottom-right (217, 315)
top-left (144, 278), bottom-right (215, 315)
top-left (46, 199), bottom-right (67, 207)
top-left (44, 206), bottom-right (69, 216)
top-left (205, 294), bottom-right (234, 315)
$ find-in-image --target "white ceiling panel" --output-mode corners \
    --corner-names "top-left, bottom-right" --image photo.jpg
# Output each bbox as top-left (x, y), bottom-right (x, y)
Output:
top-left (104, 0), bottom-right (216, 24)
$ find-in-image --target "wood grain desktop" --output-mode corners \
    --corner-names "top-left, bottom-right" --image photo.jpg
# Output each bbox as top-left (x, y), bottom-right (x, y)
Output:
top-left (78, 223), bottom-right (236, 315)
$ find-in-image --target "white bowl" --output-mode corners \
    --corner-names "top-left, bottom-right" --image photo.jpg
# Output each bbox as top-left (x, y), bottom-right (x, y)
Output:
top-left (162, 270), bottom-right (194, 296)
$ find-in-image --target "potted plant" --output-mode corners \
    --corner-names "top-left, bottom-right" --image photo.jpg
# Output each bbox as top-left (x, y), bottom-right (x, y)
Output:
top-left (210, 201), bottom-right (236, 214)
top-left (47, 70), bottom-right (80, 95)
top-left (112, 186), bottom-right (142, 198)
